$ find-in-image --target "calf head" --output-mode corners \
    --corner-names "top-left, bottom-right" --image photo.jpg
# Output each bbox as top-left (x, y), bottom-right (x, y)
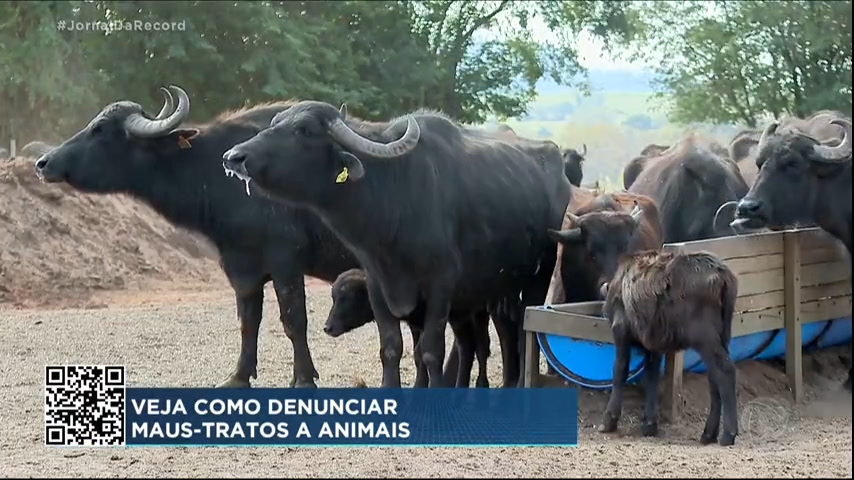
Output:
top-left (221, 101), bottom-right (420, 207)
top-left (731, 118), bottom-right (851, 232)
top-left (34, 85), bottom-right (197, 193)
top-left (324, 268), bottom-right (374, 338)
top-left (547, 202), bottom-right (645, 297)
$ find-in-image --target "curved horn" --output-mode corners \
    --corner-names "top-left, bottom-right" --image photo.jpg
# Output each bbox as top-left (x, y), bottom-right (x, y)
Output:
top-left (714, 200), bottom-right (740, 236)
top-left (124, 85), bottom-right (190, 138)
top-left (328, 115), bottom-right (421, 159)
top-left (339, 103), bottom-right (348, 120)
top-left (757, 121), bottom-right (778, 152)
top-left (812, 118), bottom-right (852, 162)
top-left (581, 143), bottom-right (587, 156)
top-left (154, 87), bottom-right (175, 120)
top-left (547, 227), bottom-right (582, 245)
top-left (566, 211), bottom-right (580, 226)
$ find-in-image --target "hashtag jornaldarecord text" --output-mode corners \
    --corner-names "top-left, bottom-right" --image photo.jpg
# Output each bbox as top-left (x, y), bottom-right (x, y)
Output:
top-left (56, 19), bottom-right (186, 33)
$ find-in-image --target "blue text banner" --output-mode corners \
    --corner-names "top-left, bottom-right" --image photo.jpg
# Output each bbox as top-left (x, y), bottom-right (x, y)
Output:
top-left (126, 387), bottom-right (579, 447)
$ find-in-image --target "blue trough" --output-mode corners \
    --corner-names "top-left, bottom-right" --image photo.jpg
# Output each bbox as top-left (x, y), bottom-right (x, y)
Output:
top-left (536, 313), bottom-right (852, 389)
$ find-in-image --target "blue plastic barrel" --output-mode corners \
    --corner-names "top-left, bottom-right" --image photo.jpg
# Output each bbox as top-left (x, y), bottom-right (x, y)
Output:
top-left (538, 317), bottom-right (852, 389)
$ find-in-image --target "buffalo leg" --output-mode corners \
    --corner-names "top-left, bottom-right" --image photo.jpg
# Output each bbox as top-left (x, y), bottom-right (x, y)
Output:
top-left (641, 351), bottom-right (662, 437)
top-left (410, 325), bottom-right (429, 388)
top-left (217, 286), bottom-right (264, 388)
top-left (421, 289), bottom-right (452, 388)
top-left (473, 310), bottom-right (491, 388)
top-left (599, 321), bottom-right (631, 433)
top-left (698, 344), bottom-right (738, 446)
top-left (366, 277), bottom-right (404, 388)
top-left (699, 368), bottom-right (722, 445)
top-left (272, 275), bottom-right (318, 388)
top-left (449, 314), bottom-right (476, 388)
top-left (443, 340), bottom-right (460, 387)
top-left (491, 301), bottom-right (519, 388)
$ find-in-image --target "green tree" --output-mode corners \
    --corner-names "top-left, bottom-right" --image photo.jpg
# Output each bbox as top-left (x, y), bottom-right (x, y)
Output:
top-left (627, 0), bottom-right (852, 127)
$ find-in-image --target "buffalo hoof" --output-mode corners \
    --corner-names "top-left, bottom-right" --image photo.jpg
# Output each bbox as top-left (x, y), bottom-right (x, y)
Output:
top-left (597, 414), bottom-right (619, 434)
top-left (216, 375), bottom-right (251, 389)
top-left (700, 431), bottom-right (718, 445)
top-left (641, 421), bottom-right (658, 437)
top-left (289, 378), bottom-right (318, 389)
top-left (719, 432), bottom-right (736, 447)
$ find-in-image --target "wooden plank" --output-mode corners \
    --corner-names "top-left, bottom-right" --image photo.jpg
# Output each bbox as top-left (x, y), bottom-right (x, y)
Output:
top-left (662, 351), bottom-right (684, 423)
top-left (736, 292), bottom-right (784, 313)
top-left (801, 281), bottom-right (852, 302)
top-left (726, 254), bottom-right (783, 275)
top-left (784, 231), bottom-right (803, 404)
top-left (523, 330), bottom-right (540, 388)
top-left (801, 297), bottom-right (854, 324)
top-left (801, 262), bottom-right (851, 287)
top-left (523, 307), bottom-right (614, 343)
top-left (666, 230), bottom-right (784, 259)
top-left (732, 308), bottom-right (784, 337)
top-left (800, 247), bottom-right (849, 266)
top-left (548, 301), bottom-right (604, 316)
top-left (738, 282), bottom-right (853, 315)
top-left (737, 269), bottom-right (785, 297)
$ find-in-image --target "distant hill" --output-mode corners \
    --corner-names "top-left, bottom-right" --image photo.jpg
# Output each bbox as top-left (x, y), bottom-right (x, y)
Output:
top-left (535, 67), bottom-right (657, 95)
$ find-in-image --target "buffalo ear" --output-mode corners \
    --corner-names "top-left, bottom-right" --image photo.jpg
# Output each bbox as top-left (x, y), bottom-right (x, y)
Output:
top-left (166, 128), bottom-right (200, 150)
top-left (547, 227), bottom-right (583, 245)
top-left (336, 151), bottom-right (365, 182)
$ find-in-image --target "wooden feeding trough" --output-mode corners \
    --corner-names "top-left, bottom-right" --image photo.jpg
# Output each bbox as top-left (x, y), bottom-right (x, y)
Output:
top-left (523, 227), bottom-right (852, 421)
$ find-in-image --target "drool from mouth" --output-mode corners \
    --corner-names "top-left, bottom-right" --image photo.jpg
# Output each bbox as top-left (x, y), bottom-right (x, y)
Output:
top-left (223, 164), bottom-right (252, 196)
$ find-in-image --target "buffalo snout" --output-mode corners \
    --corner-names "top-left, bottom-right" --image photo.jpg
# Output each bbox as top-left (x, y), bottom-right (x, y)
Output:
top-left (322, 317), bottom-right (348, 338)
top-left (730, 198), bottom-right (767, 231)
top-left (34, 152), bottom-right (64, 183)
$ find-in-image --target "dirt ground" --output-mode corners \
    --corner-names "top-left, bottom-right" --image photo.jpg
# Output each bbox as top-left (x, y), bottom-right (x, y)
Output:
top-left (0, 156), bottom-right (852, 478)
top-left (1, 282), bottom-right (851, 478)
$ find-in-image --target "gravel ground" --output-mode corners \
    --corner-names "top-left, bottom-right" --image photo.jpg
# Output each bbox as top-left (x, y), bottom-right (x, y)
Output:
top-left (1, 282), bottom-right (851, 478)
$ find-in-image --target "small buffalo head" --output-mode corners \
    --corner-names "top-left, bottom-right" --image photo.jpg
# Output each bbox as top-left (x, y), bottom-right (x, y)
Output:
top-left (562, 144), bottom-right (587, 187)
top-left (731, 118), bottom-right (851, 232)
top-left (323, 268), bottom-right (374, 338)
top-left (222, 101), bottom-right (420, 206)
top-left (34, 85), bottom-right (197, 193)
top-left (547, 202), bottom-right (645, 296)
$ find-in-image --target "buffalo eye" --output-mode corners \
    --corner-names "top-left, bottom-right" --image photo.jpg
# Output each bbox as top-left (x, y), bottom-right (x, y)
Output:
top-left (90, 123), bottom-right (104, 136)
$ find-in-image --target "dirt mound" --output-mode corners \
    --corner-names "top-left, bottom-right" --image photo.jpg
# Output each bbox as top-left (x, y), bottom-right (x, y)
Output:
top-left (0, 156), bottom-right (225, 309)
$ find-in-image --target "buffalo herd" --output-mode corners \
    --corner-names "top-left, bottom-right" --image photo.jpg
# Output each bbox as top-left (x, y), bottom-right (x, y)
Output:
top-left (29, 85), bottom-right (852, 445)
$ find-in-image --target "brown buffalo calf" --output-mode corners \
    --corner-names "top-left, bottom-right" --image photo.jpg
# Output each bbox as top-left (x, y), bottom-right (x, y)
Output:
top-left (600, 247), bottom-right (739, 446)
top-left (546, 192), bottom-right (664, 305)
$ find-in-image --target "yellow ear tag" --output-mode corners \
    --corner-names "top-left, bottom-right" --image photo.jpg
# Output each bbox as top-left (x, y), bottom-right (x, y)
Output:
top-left (335, 167), bottom-right (349, 184)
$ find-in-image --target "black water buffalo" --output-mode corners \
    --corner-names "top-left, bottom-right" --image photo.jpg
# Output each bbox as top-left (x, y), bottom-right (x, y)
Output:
top-left (600, 246), bottom-right (739, 446)
top-left (222, 101), bottom-right (572, 388)
top-left (727, 110), bottom-right (850, 186)
top-left (34, 85), bottom-right (367, 389)
top-left (627, 134), bottom-right (749, 243)
top-left (731, 117), bottom-right (852, 392)
top-left (561, 144), bottom-right (587, 188)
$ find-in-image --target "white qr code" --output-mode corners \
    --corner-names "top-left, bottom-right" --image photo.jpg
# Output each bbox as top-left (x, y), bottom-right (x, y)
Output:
top-left (44, 365), bottom-right (126, 447)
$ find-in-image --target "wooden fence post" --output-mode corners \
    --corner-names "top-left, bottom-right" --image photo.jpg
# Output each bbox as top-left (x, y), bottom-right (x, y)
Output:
top-left (783, 230), bottom-right (803, 403)
top-left (662, 351), bottom-right (684, 423)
